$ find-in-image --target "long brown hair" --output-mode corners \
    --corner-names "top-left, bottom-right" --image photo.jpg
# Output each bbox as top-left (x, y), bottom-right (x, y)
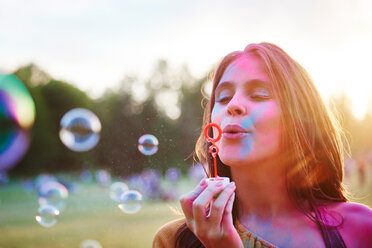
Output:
top-left (175, 42), bottom-right (349, 248)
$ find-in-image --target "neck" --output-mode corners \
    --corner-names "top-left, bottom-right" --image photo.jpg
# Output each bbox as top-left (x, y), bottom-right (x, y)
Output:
top-left (231, 155), bottom-right (298, 222)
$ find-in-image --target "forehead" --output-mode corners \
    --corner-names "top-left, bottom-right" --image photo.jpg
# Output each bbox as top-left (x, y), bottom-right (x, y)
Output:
top-left (218, 54), bottom-right (270, 85)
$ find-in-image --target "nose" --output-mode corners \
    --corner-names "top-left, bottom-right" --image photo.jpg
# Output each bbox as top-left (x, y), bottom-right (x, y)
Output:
top-left (226, 94), bottom-right (246, 116)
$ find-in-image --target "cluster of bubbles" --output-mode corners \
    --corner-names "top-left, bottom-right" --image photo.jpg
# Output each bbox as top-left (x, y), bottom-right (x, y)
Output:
top-left (12, 164), bottom-right (205, 245)
top-left (109, 181), bottom-right (143, 214)
top-left (58, 108), bottom-right (160, 156)
top-left (0, 73), bottom-right (209, 247)
top-left (56, 108), bottom-right (162, 215)
top-left (34, 174), bottom-right (69, 227)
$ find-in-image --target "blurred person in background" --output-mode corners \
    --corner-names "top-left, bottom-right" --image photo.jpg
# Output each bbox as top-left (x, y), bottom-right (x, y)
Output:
top-left (356, 157), bottom-right (367, 187)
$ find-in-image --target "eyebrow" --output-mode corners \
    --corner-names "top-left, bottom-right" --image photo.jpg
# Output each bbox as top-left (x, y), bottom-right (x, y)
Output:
top-left (216, 79), bottom-right (270, 91)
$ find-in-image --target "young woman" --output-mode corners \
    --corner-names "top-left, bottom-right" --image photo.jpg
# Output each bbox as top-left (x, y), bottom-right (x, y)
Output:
top-left (153, 43), bottom-right (372, 248)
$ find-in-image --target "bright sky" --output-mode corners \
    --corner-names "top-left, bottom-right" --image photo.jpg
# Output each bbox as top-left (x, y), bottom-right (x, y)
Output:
top-left (1, 0), bottom-right (372, 119)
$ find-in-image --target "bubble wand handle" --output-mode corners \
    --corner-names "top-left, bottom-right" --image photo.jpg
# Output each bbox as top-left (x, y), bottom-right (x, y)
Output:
top-left (204, 123), bottom-right (222, 178)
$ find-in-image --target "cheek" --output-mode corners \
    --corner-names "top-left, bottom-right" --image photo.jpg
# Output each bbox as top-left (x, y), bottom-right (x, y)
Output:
top-left (211, 105), bottom-right (224, 137)
top-left (211, 104), bottom-right (223, 122)
top-left (211, 104), bottom-right (222, 122)
top-left (257, 106), bottom-right (281, 144)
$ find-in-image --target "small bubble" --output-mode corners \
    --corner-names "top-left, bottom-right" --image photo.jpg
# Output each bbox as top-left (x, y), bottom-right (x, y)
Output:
top-left (109, 182), bottom-right (129, 202)
top-left (59, 108), bottom-right (101, 152)
top-left (80, 239), bottom-right (102, 248)
top-left (138, 134), bottom-right (159, 156)
top-left (118, 190), bottom-right (143, 214)
top-left (35, 204), bottom-right (60, 228)
top-left (38, 181), bottom-right (69, 211)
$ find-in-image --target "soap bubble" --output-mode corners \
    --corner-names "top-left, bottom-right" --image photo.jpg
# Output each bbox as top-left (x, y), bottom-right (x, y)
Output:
top-left (118, 190), bottom-right (143, 214)
top-left (80, 239), bottom-right (102, 248)
top-left (138, 134), bottom-right (159, 156)
top-left (95, 169), bottom-right (111, 187)
top-left (38, 181), bottom-right (69, 211)
top-left (35, 204), bottom-right (60, 227)
top-left (0, 73), bottom-right (35, 172)
top-left (59, 108), bottom-right (101, 152)
top-left (109, 182), bottom-right (129, 202)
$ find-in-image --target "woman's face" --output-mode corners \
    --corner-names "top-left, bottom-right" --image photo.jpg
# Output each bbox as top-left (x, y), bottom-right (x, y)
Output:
top-left (211, 54), bottom-right (282, 167)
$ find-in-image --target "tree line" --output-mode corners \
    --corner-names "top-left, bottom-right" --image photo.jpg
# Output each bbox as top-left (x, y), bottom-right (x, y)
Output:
top-left (9, 62), bottom-right (372, 177)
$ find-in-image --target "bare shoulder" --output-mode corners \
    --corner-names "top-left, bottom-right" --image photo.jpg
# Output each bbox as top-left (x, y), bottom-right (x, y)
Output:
top-left (152, 218), bottom-right (186, 248)
top-left (328, 202), bottom-right (372, 247)
top-left (329, 201), bottom-right (372, 223)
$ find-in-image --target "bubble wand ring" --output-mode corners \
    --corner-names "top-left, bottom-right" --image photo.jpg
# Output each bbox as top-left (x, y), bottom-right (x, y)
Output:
top-left (204, 123), bottom-right (222, 178)
top-left (204, 123), bottom-right (222, 143)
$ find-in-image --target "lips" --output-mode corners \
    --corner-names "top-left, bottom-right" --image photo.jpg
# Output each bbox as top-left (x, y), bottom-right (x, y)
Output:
top-left (222, 124), bottom-right (250, 139)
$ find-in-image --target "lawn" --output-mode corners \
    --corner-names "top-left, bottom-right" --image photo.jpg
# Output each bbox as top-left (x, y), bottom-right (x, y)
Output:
top-left (0, 168), bottom-right (370, 248)
top-left (0, 179), bottom-right (188, 248)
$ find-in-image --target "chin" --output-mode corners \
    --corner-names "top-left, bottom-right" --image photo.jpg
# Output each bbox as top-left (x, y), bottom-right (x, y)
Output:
top-left (219, 145), bottom-right (255, 165)
top-left (219, 154), bottom-right (253, 167)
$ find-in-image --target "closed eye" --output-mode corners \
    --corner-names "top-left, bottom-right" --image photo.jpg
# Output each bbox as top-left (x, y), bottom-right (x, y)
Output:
top-left (250, 94), bottom-right (271, 101)
top-left (215, 96), bottom-right (231, 104)
top-left (250, 88), bottom-right (272, 101)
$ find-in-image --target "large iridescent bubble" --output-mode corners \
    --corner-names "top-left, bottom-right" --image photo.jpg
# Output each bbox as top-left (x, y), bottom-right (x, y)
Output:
top-left (0, 73), bottom-right (35, 172)
top-left (59, 108), bottom-right (101, 152)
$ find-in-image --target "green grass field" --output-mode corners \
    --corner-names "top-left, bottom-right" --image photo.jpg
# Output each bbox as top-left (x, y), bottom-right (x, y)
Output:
top-left (0, 179), bottom-right (189, 248)
top-left (0, 169), bottom-right (371, 248)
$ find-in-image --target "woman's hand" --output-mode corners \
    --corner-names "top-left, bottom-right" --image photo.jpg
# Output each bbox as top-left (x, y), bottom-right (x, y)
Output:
top-left (179, 178), bottom-right (243, 248)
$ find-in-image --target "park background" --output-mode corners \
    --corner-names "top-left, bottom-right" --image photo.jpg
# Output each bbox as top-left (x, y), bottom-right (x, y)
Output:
top-left (1, 0), bottom-right (372, 247)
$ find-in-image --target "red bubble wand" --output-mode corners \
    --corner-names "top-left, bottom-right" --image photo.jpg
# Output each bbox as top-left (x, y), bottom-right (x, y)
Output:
top-left (204, 123), bottom-right (223, 180)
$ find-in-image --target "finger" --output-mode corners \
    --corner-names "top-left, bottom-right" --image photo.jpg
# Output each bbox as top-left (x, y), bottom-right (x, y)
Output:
top-left (179, 178), bottom-right (208, 220)
top-left (180, 178), bottom-right (208, 202)
top-left (209, 182), bottom-right (236, 226)
top-left (192, 181), bottom-right (224, 226)
top-left (222, 192), bottom-right (236, 228)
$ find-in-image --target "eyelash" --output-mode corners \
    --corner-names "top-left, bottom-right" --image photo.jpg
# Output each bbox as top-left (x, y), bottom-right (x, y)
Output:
top-left (215, 97), bottom-right (231, 104)
top-left (216, 93), bottom-right (271, 104)
top-left (251, 93), bottom-right (271, 101)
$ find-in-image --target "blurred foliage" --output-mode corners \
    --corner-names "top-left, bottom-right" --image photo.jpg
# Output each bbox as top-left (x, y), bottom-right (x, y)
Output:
top-left (8, 63), bottom-right (372, 177)
top-left (11, 63), bottom-right (204, 177)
